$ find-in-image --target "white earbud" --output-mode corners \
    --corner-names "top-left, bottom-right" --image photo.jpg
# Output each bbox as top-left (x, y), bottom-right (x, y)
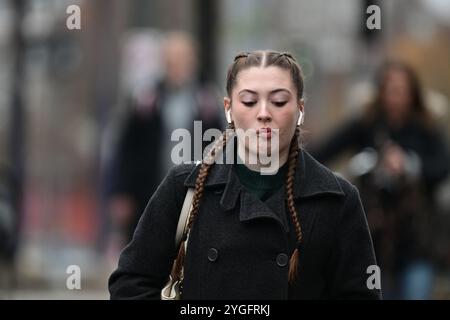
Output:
top-left (297, 111), bottom-right (304, 126)
top-left (225, 109), bottom-right (232, 124)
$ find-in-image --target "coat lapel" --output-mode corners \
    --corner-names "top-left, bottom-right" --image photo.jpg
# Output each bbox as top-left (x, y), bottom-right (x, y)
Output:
top-left (239, 181), bottom-right (289, 232)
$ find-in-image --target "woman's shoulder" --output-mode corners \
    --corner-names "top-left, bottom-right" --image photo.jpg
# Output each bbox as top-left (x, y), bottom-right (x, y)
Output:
top-left (333, 173), bottom-right (361, 202)
top-left (170, 162), bottom-right (198, 176)
top-left (166, 162), bottom-right (200, 187)
top-left (150, 163), bottom-right (199, 211)
top-left (301, 149), bottom-right (359, 199)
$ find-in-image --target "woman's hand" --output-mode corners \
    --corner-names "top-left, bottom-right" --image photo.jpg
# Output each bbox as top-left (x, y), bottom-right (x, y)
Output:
top-left (381, 141), bottom-right (407, 177)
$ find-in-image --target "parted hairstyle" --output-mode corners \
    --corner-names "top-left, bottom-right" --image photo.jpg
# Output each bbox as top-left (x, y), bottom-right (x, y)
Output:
top-left (170, 50), bottom-right (305, 286)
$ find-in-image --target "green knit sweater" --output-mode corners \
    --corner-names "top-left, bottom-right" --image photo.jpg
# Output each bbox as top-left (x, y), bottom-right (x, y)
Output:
top-left (235, 159), bottom-right (288, 201)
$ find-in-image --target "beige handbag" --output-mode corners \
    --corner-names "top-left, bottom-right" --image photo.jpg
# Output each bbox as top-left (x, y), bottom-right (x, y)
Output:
top-left (161, 187), bottom-right (195, 300)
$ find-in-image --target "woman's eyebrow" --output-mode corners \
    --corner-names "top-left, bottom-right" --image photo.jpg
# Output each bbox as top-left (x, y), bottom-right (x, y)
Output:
top-left (238, 89), bottom-right (258, 95)
top-left (270, 88), bottom-right (291, 95)
top-left (238, 88), bottom-right (291, 95)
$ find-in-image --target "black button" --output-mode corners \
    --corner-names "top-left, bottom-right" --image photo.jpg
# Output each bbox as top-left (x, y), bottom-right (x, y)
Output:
top-left (276, 253), bottom-right (288, 267)
top-left (207, 248), bottom-right (219, 262)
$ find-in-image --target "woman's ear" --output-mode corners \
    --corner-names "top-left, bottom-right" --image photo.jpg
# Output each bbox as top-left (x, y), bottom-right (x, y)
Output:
top-left (224, 97), bottom-right (232, 123)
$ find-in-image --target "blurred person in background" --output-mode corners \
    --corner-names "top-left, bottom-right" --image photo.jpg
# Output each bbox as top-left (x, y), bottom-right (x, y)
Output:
top-left (107, 31), bottom-right (223, 254)
top-left (308, 61), bottom-right (450, 299)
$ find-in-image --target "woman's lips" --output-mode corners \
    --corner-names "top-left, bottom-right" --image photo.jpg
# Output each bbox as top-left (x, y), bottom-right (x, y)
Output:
top-left (256, 127), bottom-right (272, 139)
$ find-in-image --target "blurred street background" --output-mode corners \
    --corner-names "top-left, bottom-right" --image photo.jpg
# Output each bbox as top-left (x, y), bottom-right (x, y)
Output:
top-left (0, 0), bottom-right (450, 299)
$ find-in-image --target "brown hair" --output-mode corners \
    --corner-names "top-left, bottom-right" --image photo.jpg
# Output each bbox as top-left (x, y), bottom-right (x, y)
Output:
top-left (226, 50), bottom-right (304, 100)
top-left (170, 50), bottom-right (304, 286)
top-left (364, 60), bottom-right (432, 128)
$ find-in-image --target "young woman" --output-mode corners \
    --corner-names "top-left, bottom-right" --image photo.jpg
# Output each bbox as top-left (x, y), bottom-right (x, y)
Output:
top-left (108, 50), bottom-right (381, 299)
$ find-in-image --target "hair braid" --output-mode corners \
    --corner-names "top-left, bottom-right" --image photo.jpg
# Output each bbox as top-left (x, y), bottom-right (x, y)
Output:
top-left (286, 126), bottom-right (302, 283)
top-left (170, 123), bottom-right (235, 282)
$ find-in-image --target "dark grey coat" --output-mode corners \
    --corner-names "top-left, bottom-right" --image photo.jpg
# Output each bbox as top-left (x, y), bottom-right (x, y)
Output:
top-left (108, 149), bottom-right (381, 299)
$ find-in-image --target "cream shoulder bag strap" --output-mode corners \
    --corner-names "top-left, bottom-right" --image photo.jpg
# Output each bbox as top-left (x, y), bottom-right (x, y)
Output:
top-left (161, 187), bottom-right (194, 300)
top-left (174, 187), bottom-right (195, 247)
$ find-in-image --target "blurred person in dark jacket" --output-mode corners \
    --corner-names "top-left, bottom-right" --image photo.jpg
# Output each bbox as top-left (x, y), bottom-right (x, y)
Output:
top-left (308, 61), bottom-right (450, 299)
top-left (107, 31), bottom-right (223, 250)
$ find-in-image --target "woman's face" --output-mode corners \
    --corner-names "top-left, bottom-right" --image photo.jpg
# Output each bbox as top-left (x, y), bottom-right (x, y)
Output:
top-left (381, 69), bottom-right (412, 124)
top-left (224, 66), bottom-right (303, 169)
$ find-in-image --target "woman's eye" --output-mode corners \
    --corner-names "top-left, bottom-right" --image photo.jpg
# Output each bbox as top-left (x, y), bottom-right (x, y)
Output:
top-left (273, 101), bottom-right (287, 107)
top-left (242, 101), bottom-right (257, 106)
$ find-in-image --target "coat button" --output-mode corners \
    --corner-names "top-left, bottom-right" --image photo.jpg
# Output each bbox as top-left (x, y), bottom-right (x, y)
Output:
top-left (276, 253), bottom-right (288, 267)
top-left (207, 248), bottom-right (219, 262)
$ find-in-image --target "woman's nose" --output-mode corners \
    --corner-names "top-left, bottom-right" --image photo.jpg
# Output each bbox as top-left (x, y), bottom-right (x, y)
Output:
top-left (257, 104), bottom-right (272, 122)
